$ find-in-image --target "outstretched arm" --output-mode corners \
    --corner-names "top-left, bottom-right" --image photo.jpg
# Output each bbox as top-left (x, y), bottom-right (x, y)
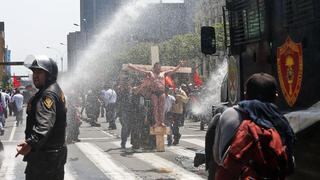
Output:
top-left (194, 63), bottom-right (202, 70)
top-left (127, 63), bottom-right (149, 74)
top-left (165, 60), bottom-right (185, 76)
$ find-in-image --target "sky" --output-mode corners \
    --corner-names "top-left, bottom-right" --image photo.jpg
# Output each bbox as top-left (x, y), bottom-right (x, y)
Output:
top-left (0, 0), bottom-right (183, 76)
top-left (0, 0), bottom-right (80, 75)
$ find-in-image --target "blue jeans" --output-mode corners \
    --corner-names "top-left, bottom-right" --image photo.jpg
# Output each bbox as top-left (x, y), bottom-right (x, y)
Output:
top-left (119, 111), bottom-right (132, 147)
top-left (106, 103), bottom-right (116, 128)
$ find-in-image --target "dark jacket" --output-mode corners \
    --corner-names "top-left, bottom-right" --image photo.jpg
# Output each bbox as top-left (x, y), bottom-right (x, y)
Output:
top-left (24, 82), bottom-right (67, 153)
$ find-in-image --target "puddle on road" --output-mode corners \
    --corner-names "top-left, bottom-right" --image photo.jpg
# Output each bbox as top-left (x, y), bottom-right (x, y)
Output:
top-left (176, 155), bottom-right (207, 176)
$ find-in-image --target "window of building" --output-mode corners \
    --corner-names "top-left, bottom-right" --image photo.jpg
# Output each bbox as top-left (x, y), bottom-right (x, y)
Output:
top-left (227, 0), bottom-right (265, 45)
top-left (284, 0), bottom-right (315, 27)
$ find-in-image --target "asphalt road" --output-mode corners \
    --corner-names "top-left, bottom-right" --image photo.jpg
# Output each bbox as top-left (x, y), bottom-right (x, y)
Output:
top-left (0, 111), bottom-right (208, 180)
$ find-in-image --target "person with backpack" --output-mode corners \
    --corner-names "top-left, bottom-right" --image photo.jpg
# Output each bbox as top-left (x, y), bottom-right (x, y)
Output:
top-left (213, 73), bottom-right (295, 180)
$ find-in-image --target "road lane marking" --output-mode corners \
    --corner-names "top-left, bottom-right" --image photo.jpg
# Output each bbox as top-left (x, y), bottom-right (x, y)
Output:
top-left (78, 137), bottom-right (112, 141)
top-left (188, 127), bottom-right (207, 131)
top-left (166, 146), bottom-right (195, 159)
top-left (181, 138), bottom-right (205, 148)
top-left (111, 141), bottom-right (204, 180)
top-left (76, 142), bottom-right (141, 180)
top-left (9, 124), bottom-right (17, 142)
top-left (0, 145), bottom-right (20, 180)
top-left (93, 127), bottom-right (116, 137)
top-left (65, 164), bottom-right (77, 180)
top-left (177, 134), bottom-right (205, 137)
top-left (1, 140), bottom-right (19, 143)
top-left (134, 153), bottom-right (204, 180)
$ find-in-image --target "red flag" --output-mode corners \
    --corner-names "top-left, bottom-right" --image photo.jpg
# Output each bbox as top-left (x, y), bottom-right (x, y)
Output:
top-left (165, 75), bottom-right (176, 90)
top-left (13, 74), bottom-right (21, 88)
top-left (193, 71), bottom-right (203, 87)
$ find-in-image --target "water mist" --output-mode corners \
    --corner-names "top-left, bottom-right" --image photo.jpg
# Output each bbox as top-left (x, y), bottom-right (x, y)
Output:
top-left (191, 58), bottom-right (228, 116)
top-left (59, 0), bottom-right (152, 94)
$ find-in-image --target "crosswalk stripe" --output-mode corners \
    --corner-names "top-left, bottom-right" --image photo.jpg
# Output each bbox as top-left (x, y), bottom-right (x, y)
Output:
top-left (181, 138), bottom-right (205, 148)
top-left (178, 134), bottom-right (205, 137)
top-left (9, 124), bottom-right (17, 142)
top-left (188, 127), bottom-right (204, 131)
top-left (76, 142), bottom-right (141, 180)
top-left (111, 141), bottom-right (204, 180)
top-left (65, 164), bottom-right (77, 180)
top-left (1, 140), bottom-right (19, 143)
top-left (93, 127), bottom-right (115, 137)
top-left (166, 145), bottom-right (207, 176)
top-left (78, 137), bottom-right (112, 140)
top-left (0, 145), bottom-right (76, 180)
top-left (134, 153), bottom-right (204, 180)
top-left (0, 145), bottom-right (19, 180)
top-left (167, 146), bottom-right (195, 159)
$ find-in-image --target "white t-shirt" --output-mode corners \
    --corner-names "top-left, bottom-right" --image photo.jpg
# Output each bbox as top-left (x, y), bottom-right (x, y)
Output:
top-left (1, 92), bottom-right (10, 108)
top-left (12, 93), bottom-right (24, 111)
top-left (100, 90), bottom-right (108, 105)
top-left (105, 89), bottom-right (117, 104)
top-left (164, 94), bottom-right (176, 114)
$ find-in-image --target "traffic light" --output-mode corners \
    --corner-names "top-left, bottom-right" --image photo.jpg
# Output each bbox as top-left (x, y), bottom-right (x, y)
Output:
top-left (201, 26), bottom-right (216, 55)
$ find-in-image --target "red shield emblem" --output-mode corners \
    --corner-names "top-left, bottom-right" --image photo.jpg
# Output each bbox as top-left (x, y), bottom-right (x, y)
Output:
top-left (277, 37), bottom-right (303, 107)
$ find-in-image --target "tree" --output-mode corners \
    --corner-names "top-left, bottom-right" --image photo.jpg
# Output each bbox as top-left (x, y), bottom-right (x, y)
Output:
top-left (214, 23), bottom-right (227, 51)
top-left (114, 33), bottom-right (202, 68)
top-left (117, 42), bottom-right (152, 65)
top-left (159, 33), bottom-right (202, 66)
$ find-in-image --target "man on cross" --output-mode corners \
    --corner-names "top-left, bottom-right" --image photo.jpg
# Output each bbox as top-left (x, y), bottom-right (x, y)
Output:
top-left (128, 61), bottom-right (184, 127)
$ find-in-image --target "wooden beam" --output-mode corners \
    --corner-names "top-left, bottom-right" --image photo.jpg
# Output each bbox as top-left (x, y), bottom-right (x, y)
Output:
top-left (122, 64), bottom-right (192, 73)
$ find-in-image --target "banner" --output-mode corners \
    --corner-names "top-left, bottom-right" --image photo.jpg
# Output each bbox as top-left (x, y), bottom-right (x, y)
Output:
top-left (193, 71), bottom-right (203, 87)
top-left (13, 74), bottom-right (21, 88)
top-left (165, 75), bottom-right (176, 90)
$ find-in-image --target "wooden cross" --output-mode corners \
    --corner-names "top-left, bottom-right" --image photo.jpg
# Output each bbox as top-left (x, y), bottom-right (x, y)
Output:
top-left (150, 126), bottom-right (170, 152)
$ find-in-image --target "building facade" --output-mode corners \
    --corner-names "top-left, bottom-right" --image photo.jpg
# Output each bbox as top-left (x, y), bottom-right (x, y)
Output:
top-left (0, 22), bottom-right (5, 86)
top-left (131, 1), bottom-right (196, 42)
top-left (67, 0), bottom-right (197, 71)
top-left (80, 0), bottom-right (121, 44)
top-left (196, 0), bottom-right (225, 26)
top-left (67, 31), bottom-right (86, 71)
top-left (80, 0), bottom-right (196, 42)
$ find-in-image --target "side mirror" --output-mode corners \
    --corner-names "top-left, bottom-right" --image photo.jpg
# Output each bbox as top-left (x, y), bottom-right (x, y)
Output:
top-left (201, 26), bottom-right (216, 55)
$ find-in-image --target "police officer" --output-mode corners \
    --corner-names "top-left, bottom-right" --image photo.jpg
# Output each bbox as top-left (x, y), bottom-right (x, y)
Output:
top-left (16, 56), bottom-right (67, 180)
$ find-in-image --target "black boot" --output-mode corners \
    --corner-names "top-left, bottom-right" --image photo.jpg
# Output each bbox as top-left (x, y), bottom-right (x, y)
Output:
top-left (173, 134), bottom-right (181, 145)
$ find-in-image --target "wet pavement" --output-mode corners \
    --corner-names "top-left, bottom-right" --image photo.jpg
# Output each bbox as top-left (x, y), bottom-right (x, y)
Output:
top-left (0, 110), bottom-right (319, 179)
top-left (0, 113), bottom-right (207, 180)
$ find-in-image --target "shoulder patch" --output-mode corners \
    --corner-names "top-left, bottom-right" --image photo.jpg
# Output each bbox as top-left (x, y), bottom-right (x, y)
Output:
top-left (44, 96), bottom-right (54, 109)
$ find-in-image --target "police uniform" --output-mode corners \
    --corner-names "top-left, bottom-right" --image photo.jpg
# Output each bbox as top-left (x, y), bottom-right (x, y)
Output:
top-left (24, 82), bottom-right (67, 179)
top-left (23, 56), bottom-right (67, 180)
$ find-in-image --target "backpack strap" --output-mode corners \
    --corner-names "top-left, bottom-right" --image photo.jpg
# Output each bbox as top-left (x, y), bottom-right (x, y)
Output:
top-left (216, 119), bottom-right (288, 180)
